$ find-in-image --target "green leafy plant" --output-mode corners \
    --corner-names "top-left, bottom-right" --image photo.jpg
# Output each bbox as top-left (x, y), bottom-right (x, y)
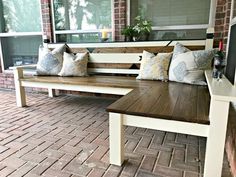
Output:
top-left (133, 16), bottom-right (152, 35)
top-left (121, 16), bottom-right (152, 41)
top-left (121, 25), bottom-right (138, 41)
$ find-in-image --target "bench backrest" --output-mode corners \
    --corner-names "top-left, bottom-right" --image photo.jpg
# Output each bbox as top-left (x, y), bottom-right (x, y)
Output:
top-left (48, 40), bottom-right (211, 75)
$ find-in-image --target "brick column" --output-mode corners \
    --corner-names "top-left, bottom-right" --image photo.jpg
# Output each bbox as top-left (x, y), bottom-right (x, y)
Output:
top-left (214, 0), bottom-right (232, 49)
top-left (41, 0), bottom-right (54, 42)
top-left (114, 0), bottom-right (126, 41)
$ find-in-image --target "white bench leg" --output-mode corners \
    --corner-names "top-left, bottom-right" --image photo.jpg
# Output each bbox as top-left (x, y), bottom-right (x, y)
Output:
top-left (48, 89), bottom-right (59, 97)
top-left (13, 68), bottom-right (26, 107)
top-left (109, 112), bottom-right (124, 166)
top-left (204, 99), bottom-right (229, 177)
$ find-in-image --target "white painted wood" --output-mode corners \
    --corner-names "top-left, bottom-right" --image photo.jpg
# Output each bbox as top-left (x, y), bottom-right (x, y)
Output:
top-left (205, 70), bottom-right (236, 102)
top-left (89, 53), bottom-right (142, 64)
top-left (232, 17), bottom-right (236, 26)
top-left (205, 27), bottom-right (214, 50)
top-left (152, 24), bottom-right (209, 30)
top-left (109, 113), bottom-right (124, 166)
top-left (0, 38), bottom-right (5, 72)
top-left (204, 99), bottom-right (230, 177)
top-left (209, 0), bottom-right (217, 27)
top-left (13, 68), bottom-right (26, 107)
top-left (54, 29), bottom-right (112, 34)
top-left (123, 115), bottom-right (209, 137)
top-left (88, 68), bottom-right (140, 74)
top-left (0, 32), bottom-right (42, 37)
top-left (48, 89), bottom-right (59, 97)
top-left (21, 81), bottom-right (132, 95)
top-left (48, 40), bottom-right (206, 49)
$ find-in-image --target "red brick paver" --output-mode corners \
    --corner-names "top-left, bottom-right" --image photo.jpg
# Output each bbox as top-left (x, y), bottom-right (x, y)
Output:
top-left (0, 90), bottom-right (232, 177)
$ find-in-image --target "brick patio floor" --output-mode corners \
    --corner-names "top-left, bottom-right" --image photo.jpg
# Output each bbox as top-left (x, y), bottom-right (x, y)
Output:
top-left (0, 90), bottom-right (232, 177)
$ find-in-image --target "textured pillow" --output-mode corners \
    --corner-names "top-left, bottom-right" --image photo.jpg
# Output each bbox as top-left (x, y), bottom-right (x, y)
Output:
top-left (137, 51), bottom-right (172, 81)
top-left (59, 52), bottom-right (89, 77)
top-left (172, 42), bottom-right (191, 61)
top-left (36, 44), bottom-right (68, 75)
top-left (169, 49), bottom-right (214, 85)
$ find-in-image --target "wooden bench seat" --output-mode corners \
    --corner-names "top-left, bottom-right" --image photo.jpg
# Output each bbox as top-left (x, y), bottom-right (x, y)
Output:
top-left (107, 82), bottom-right (210, 125)
top-left (21, 75), bottom-right (210, 124)
top-left (20, 75), bottom-right (161, 89)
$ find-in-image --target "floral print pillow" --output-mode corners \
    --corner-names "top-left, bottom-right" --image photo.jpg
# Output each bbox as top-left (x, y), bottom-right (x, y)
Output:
top-left (59, 52), bottom-right (89, 77)
top-left (169, 49), bottom-right (214, 85)
top-left (36, 44), bottom-right (68, 76)
top-left (137, 51), bottom-right (172, 81)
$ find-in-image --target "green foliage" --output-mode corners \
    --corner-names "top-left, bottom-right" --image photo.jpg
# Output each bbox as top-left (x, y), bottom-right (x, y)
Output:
top-left (121, 16), bottom-right (152, 41)
top-left (121, 26), bottom-right (138, 37)
top-left (133, 16), bottom-right (152, 34)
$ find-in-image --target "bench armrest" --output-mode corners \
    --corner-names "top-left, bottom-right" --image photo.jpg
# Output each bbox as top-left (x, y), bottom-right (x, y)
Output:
top-left (12, 64), bottom-right (37, 70)
top-left (205, 70), bottom-right (236, 102)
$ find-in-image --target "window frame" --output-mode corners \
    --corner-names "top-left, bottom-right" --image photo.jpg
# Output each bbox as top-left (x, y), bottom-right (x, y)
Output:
top-left (0, 0), bottom-right (43, 72)
top-left (51, 0), bottom-right (115, 43)
top-left (127, 0), bottom-right (217, 31)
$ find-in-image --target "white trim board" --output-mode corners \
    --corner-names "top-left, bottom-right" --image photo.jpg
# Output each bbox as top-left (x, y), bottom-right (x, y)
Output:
top-left (123, 114), bottom-right (209, 137)
top-left (48, 40), bottom-right (206, 49)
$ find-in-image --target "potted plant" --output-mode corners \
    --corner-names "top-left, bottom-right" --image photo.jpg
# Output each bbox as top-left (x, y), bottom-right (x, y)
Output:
top-left (133, 16), bottom-right (152, 41)
top-left (121, 25), bottom-right (138, 42)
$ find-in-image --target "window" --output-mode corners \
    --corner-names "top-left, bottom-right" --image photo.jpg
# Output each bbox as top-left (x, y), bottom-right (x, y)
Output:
top-left (52, 0), bottom-right (112, 43)
top-left (129, 0), bottom-right (211, 40)
top-left (0, 0), bottom-right (42, 70)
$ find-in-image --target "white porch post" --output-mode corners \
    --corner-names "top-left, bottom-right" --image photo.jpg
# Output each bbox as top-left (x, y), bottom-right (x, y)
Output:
top-left (109, 112), bottom-right (124, 166)
top-left (209, 0), bottom-right (217, 27)
top-left (204, 99), bottom-right (230, 177)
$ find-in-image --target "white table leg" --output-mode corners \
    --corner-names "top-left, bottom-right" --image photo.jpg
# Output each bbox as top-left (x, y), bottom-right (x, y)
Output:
top-left (204, 99), bottom-right (230, 177)
top-left (48, 89), bottom-right (59, 97)
top-left (13, 68), bottom-right (26, 107)
top-left (109, 112), bottom-right (124, 166)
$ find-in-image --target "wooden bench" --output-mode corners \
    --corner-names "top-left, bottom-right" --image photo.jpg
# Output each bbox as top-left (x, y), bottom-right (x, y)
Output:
top-left (107, 71), bottom-right (236, 177)
top-left (13, 39), bottom-right (234, 177)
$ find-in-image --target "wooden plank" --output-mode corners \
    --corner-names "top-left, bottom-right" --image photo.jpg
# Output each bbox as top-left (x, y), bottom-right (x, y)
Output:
top-left (197, 86), bottom-right (210, 123)
top-left (172, 84), bottom-right (198, 123)
top-left (148, 82), bottom-right (183, 119)
top-left (107, 87), bottom-right (149, 113)
top-left (88, 63), bottom-right (137, 69)
top-left (126, 85), bottom-right (164, 114)
top-left (21, 75), bottom-right (140, 88)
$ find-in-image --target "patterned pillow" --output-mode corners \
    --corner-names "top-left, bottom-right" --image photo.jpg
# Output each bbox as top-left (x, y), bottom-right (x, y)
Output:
top-left (172, 42), bottom-right (191, 61)
top-left (36, 44), bottom-right (68, 75)
top-left (137, 51), bottom-right (172, 81)
top-left (169, 49), bottom-right (214, 85)
top-left (59, 52), bottom-right (89, 77)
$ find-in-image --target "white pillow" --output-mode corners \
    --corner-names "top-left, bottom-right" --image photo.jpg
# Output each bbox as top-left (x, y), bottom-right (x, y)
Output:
top-left (36, 44), bottom-right (68, 76)
top-left (137, 51), bottom-right (172, 81)
top-left (59, 52), bottom-right (89, 77)
top-left (169, 49), bottom-right (214, 85)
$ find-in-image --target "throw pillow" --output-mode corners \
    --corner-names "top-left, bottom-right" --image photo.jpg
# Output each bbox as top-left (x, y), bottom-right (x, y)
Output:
top-left (168, 49), bottom-right (214, 85)
top-left (172, 42), bottom-right (191, 61)
top-left (137, 50), bottom-right (172, 81)
top-left (58, 52), bottom-right (89, 77)
top-left (36, 44), bottom-right (68, 75)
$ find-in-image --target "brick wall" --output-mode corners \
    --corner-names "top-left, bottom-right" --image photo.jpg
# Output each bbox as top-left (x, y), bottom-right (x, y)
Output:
top-left (114, 0), bottom-right (126, 41)
top-left (214, 0), bottom-right (232, 49)
top-left (41, 0), bottom-right (54, 42)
